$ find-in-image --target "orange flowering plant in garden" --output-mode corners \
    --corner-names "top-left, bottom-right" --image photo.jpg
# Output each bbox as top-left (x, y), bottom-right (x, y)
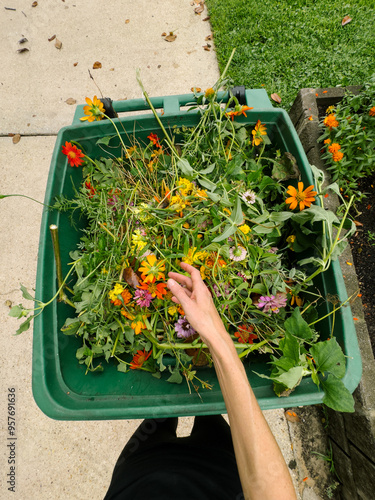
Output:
top-left (8, 73), bottom-right (357, 411)
top-left (319, 75), bottom-right (375, 198)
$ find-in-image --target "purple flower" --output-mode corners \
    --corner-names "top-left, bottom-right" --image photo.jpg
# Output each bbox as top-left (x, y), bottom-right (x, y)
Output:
top-left (237, 271), bottom-right (247, 281)
top-left (241, 190), bottom-right (256, 205)
top-left (257, 293), bottom-right (287, 314)
top-left (107, 195), bottom-right (119, 207)
top-left (134, 289), bottom-right (153, 308)
top-left (268, 247), bottom-right (278, 254)
top-left (174, 317), bottom-right (196, 339)
top-left (229, 246), bottom-right (247, 262)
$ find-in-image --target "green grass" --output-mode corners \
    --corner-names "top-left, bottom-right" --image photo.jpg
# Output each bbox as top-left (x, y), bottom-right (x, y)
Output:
top-left (206, 0), bottom-right (375, 109)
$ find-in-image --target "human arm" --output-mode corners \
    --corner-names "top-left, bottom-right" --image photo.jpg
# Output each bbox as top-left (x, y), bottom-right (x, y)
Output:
top-left (167, 262), bottom-right (297, 500)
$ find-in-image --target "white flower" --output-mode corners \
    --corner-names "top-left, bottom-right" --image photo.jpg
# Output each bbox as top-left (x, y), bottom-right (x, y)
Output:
top-left (241, 190), bottom-right (256, 205)
top-left (229, 246), bottom-right (247, 262)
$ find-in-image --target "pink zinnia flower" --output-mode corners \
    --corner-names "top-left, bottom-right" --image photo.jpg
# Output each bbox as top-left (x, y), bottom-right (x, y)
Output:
top-left (257, 293), bottom-right (287, 314)
top-left (229, 246), bottom-right (247, 262)
top-left (134, 289), bottom-right (153, 308)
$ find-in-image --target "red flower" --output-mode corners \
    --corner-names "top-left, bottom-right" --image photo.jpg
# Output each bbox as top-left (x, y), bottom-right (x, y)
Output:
top-left (234, 324), bottom-right (258, 344)
top-left (147, 133), bottom-right (161, 148)
top-left (62, 141), bottom-right (84, 167)
top-left (85, 180), bottom-right (96, 198)
top-left (130, 349), bottom-right (152, 370)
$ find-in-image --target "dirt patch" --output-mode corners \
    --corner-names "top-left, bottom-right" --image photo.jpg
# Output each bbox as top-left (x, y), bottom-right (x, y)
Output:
top-left (287, 406), bottom-right (341, 499)
top-left (349, 173), bottom-right (375, 356)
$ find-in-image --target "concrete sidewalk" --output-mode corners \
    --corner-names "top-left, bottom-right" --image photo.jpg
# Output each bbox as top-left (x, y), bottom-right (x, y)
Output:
top-left (0, 2), bottom-right (320, 499)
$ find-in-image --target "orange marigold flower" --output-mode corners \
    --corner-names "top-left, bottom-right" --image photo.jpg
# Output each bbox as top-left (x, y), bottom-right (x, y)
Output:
top-left (138, 254), bottom-right (166, 283)
top-left (324, 139), bottom-right (331, 144)
top-left (147, 133), bottom-right (161, 148)
top-left (204, 87), bottom-right (215, 98)
top-left (286, 182), bottom-right (317, 211)
top-left (369, 106), bottom-right (375, 117)
top-left (111, 289), bottom-right (132, 307)
top-left (80, 95), bottom-right (104, 122)
top-left (226, 110), bottom-right (237, 121)
top-left (332, 151), bottom-right (344, 162)
top-left (251, 120), bottom-right (267, 146)
top-left (130, 349), bottom-right (152, 370)
top-left (121, 310), bottom-right (149, 334)
top-left (328, 143), bottom-right (341, 154)
top-left (62, 141), bottom-right (85, 167)
top-left (237, 105), bottom-right (253, 117)
top-left (324, 114), bottom-right (339, 129)
top-left (234, 324), bottom-right (258, 344)
top-left (138, 280), bottom-right (167, 299)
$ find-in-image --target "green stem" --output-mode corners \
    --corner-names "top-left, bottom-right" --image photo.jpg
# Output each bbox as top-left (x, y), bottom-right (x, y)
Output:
top-left (49, 224), bottom-right (75, 307)
top-left (0, 194), bottom-right (51, 208)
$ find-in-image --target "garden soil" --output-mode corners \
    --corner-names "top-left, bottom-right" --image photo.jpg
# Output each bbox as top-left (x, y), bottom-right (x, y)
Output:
top-left (349, 173), bottom-right (375, 356)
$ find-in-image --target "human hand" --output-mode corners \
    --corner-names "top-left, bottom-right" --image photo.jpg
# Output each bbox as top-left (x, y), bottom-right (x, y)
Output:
top-left (167, 262), bottom-right (228, 346)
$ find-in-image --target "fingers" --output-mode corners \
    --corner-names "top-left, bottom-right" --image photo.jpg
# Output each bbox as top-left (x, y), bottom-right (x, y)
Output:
top-left (168, 271), bottom-right (193, 290)
top-left (167, 278), bottom-right (191, 307)
top-left (179, 262), bottom-right (203, 287)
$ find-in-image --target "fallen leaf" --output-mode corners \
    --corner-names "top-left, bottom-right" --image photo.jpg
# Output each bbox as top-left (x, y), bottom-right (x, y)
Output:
top-left (109, 68), bottom-right (115, 71)
top-left (18, 37), bottom-right (28, 44)
top-left (194, 2), bottom-right (204, 14)
top-left (32, 1), bottom-right (38, 7)
top-left (285, 410), bottom-right (300, 423)
top-left (203, 16), bottom-right (210, 21)
top-left (191, 87), bottom-right (202, 92)
top-left (5, 300), bottom-right (12, 308)
top-left (17, 48), bottom-right (29, 53)
top-left (55, 38), bottom-right (62, 49)
top-left (164, 32), bottom-right (177, 42)
top-left (161, 32), bottom-right (167, 37)
top-left (353, 220), bottom-right (363, 227)
top-left (202, 44), bottom-right (210, 51)
top-left (93, 61), bottom-right (102, 69)
top-left (271, 93), bottom-right (282, 104)
top-left (48, 34), bottom-right (56, 42)
top-left (65, 98), bottom-right (76, 105)
top-left (12, 134), bottom-right (21, 144)
top-left (73, 62), bottom-right (78, 67)
top-left (123, 267), bottom-right (140, 288)
top-left (125, 19), bottom-right (130, 24)
top-left (205, 34), bottom-right (212, 41)
top-left (342, 15), bottom-right (352, 26)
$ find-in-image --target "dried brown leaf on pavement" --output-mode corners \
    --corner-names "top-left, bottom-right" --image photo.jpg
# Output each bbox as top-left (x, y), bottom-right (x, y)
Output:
top-left (164, 32), bottom-right (177, 42)
top-left (55, 38), bottom-right (62, 49)
top-left (65, 98), bottom-right (76, 105)
top-left (202, 44), bottom-right (211, 51)
top-left (32, 1), bottom-right (38, 7)
top-left (93, 61), bottom-right (102, 69)
top-left (73, 62), bottom-right (78, 67)
top-left (18, 37), bottom-right (28, 44)
top-left (203, 16), bottom-right (210, 21)
top-left (191, 87), bottom-right (201, 92)
top-left (17, 48), bottom-right (29, 53)
top-left (12, 134), bottom-right (21, 144)
top-left (271, 93), bottom-right (282, 104)
top-left (194, 2), bottom-right (205, 14)
top-left (342, 15), bottom-right (352, 26)
top-left (48, 34), bottom-right (56, 42)
top-left (205, 34), bottom-right (212, 41)
top-left (125, 19), bottom-right (130, 24)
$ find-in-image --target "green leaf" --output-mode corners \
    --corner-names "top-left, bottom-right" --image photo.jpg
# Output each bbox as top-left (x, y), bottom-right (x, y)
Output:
top-left (212, 223), bottom-right (236, 242)
top-left (167, 366), bottom-right (183, 384)
top-left (117, 363), bottom-right (129, 373)
top-left (284, 308), bottom-right (314, 341)
top-left (124, 327), bottom-right (134, 345)
top-left (199, 164), bottom-right (216, 175)
top-left (269, 211), bottom-right (293, 223)
top-left (20, 284), bottom-right (34, 301)
top-left (199, 178), bottom-right (216, 191)
top-left (279, 331), bottom-right (300, 363)
top-left (207, 191), bottom-right (221, 203)
top-left (309, 338), bottom-right (346, 379)
top-left (320, 374), bottom-right (355, 412)
top-left (275, 366), bottom-right (304, 389)
top-left (96, 136), bottom-right (113, 146)
top-left (177, 159), bottom-right (194, 176)
top-left (61, 318), bottom-right (81, 335)
top-left (15, 317), bottom-right (33, 335)
top-left (230, 196), bottom-right (243, 225)
top-left (9, 305), bottom-right (24, 319)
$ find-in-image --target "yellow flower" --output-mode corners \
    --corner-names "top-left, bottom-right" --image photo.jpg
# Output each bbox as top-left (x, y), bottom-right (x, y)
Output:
top-left (200, 266), bottom-right (208, 280)
top-left (183, 223), bottom-right (190, 229)
top-left (178, 178), bottom-right (194, 197)
top-left (238, 224), bottom-right (251, 235)
top-left (326, 105), bottom-right (336, 114)
top-left (126, 145), bottom-right (137, 155)
top-left (251, 120), bottom-right (267, 146)
top-left (121, 310), bottom-right (149, 335)
top-left (131, 229), bottom-right (147, 252)
top-left (170, 194), bottom-right (187, 212)
top-left (285, 182), bottom-right (317, 211)
top-left (80, 96), bottom-right (104, 122)
top-left (194, 188), bottom-right (208, 199)
top-left (168, 305), bottom-right (178, 316)
top-left (108, 283), bottom-right (124, 302)
top-left (138, 254), bottom-right (166, 283)
top-left (204, 88), bottom-right (215, 98)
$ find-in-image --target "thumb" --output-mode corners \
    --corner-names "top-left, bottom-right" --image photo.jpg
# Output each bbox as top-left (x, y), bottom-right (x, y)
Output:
top-left (167, 278), bottom-right (190, 307)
